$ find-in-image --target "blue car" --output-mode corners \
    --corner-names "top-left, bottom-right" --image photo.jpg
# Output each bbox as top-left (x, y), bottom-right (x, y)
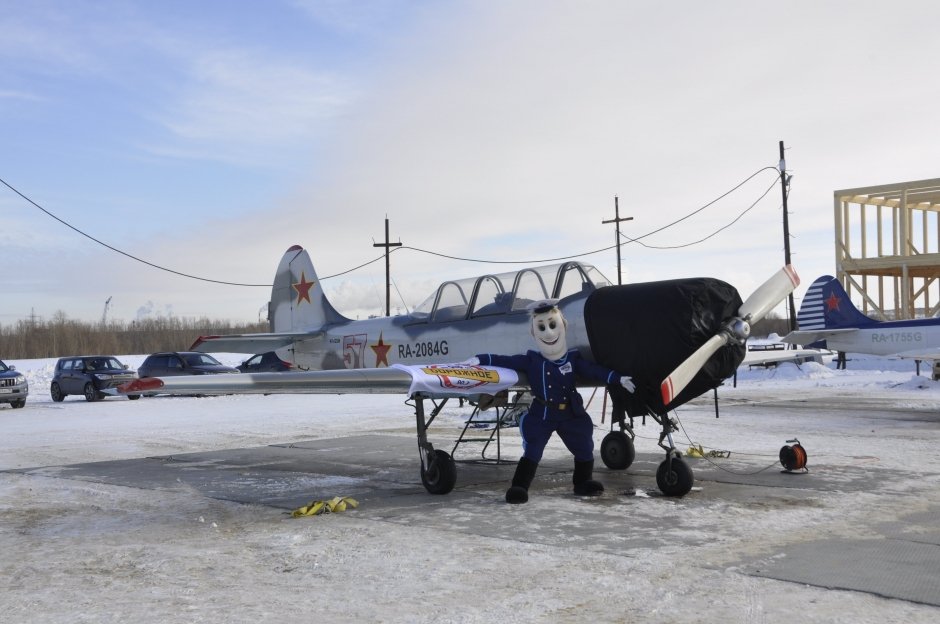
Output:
top-left (138, 352), bottom-right (240, 378)
top-left (237, 352), bottom-right (293, 373)
top-left (50, 355), bottom-right (139, 402)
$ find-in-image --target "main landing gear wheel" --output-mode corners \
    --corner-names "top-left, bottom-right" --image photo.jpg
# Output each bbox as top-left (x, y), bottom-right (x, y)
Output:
top-left (656, 457), bottom-right (694, 497)
top-left (600, 431), bottom-right (635, 470)
top-left (421, 449), bottom-right (457, 495)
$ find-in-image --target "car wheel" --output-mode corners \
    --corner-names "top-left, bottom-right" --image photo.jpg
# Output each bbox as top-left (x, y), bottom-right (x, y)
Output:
top-left (127, 394), bottom-right (141, 401)
top-left (50, 382), bottom-right (65, 402)
top-left (84, 382), bottom-right (99, 402)
top-left (12, 399), bottom-right (26, 409)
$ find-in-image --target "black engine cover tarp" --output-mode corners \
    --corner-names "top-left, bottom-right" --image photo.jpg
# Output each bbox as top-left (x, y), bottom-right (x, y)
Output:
top-left (584, 278), bottom-right (745, 416)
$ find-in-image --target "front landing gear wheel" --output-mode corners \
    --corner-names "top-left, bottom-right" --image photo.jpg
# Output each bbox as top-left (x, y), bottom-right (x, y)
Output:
top-left (656, 457), bottom-right (693, 497)
top-left (421, 449), bottom-right (456, 495)
top-left (600, 431), bottom-right (635, 470)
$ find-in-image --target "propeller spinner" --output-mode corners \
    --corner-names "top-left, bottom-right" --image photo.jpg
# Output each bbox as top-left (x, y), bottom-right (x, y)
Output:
top-left (660, 265), bottom-right (799, 406)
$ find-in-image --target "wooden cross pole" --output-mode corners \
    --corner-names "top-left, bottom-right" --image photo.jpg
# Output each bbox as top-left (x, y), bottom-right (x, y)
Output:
top-left (601, 196), bottom-right (633, 286)
top-left (373, 217), bottom-right (402, 316)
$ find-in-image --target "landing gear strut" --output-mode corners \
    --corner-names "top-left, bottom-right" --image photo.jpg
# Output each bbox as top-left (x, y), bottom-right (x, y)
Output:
top-left (411, 395), bottom-right (457, 494)
top-left (601, 411), bottom-right (636, 470)
top-left (600, 401), bottom-right (692, 496)
top-left (652, 411), bottom-right (693, 497)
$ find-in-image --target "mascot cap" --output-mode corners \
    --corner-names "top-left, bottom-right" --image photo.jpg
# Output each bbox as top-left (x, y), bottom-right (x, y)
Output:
top-left (526, 299), bottom-right (560, 315)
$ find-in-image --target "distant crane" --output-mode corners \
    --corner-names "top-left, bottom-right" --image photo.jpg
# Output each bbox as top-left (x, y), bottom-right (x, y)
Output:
top-left (101, 296), bottom-right (112, 325)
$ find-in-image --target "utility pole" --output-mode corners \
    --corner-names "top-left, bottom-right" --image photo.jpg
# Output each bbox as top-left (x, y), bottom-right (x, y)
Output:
top-left (778, 141), bottom-right (797, 331)
top-left (373, 217), bottom-right (402, 317)
top-left (601, 195), bottom-right (633, 285)
top-left (101, 296), bottom-right (112, 325)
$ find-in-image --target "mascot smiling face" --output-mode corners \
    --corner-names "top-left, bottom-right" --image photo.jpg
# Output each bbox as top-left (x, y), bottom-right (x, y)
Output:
top-left (529, 300), bottom-right (568, 361)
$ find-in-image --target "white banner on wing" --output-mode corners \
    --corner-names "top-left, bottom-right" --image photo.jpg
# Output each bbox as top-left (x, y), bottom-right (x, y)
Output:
top-left (391, 363), bottom-right (519, 398)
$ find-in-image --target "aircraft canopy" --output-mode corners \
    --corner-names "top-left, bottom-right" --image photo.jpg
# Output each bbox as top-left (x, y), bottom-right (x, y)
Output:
top-left (412, 262), bottom-right (611, 323)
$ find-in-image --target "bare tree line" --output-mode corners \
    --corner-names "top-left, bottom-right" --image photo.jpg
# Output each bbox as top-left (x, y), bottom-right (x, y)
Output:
top-left (1, 311), bottom-right (792, 361)
top-left (0, 313), bottom-right (267, 359)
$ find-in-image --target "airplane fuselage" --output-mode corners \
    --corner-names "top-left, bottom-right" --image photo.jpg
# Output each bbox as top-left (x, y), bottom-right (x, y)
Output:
top-left (824, 320), bottom-right (940, 357)
top-left (282, 297), bottom-right (594, 371)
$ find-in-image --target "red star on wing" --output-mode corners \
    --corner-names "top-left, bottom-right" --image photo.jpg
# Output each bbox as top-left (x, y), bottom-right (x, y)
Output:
top-left (292, 271), bottom-right (315, 305)
top-left (371, 333), bottom-right (392, 367)
top-left (825, 293), bottom-right (841, 312)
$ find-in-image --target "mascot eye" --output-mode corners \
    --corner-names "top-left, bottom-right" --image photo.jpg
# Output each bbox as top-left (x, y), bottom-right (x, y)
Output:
top-left (549, 320), bottom-right (557, 329)
top-left (537, 323), bottom-right (546, 332)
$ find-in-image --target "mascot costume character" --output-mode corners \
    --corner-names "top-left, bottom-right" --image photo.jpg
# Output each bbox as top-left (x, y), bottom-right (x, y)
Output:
top-left (468, 299), bottom-right (635, 504)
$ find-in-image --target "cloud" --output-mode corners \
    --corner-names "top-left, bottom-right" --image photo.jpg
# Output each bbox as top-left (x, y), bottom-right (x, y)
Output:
top-left (7, 1), bottom-right (940, 324)
top-left (287, 0), bottom-right (407, 35)
top-left (154, 49), bottom-right (359, 166)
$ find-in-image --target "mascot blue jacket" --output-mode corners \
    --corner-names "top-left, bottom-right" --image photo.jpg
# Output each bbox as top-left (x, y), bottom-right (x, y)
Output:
top-left (472, 299), bottom-right (635, 504)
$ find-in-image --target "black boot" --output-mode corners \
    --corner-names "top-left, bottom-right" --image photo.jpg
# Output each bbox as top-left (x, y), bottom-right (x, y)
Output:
top-left (573, 459), bottom-right (604, 496)
top-left (505, 457), bottom-right (538, 504)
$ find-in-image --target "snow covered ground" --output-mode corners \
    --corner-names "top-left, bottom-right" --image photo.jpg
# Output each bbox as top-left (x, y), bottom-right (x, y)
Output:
top-left (1, 353), bottom-right (939, 623)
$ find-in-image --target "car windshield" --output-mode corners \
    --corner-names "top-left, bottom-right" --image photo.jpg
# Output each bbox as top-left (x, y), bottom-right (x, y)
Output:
top-left (183, 353), bottom-right (222, 366)
top-left (86, 357), bottom-right (123, 370)
top-left (0, 361), bottom-right (8, 372)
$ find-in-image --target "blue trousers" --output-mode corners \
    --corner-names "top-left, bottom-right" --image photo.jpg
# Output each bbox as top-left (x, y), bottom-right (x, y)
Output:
top-left (520, 411), bottom-right (595, 463)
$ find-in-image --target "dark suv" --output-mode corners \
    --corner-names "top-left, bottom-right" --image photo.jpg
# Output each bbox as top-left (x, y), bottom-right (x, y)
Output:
top-left (0, 359), bottom-right (28, 408)
top-left (50, 356), bottom-right (140, 402)
top-left (138, 352), bottom-right (240, 378)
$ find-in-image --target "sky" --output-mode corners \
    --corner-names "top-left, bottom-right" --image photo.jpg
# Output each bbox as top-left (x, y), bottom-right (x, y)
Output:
top-left (3, 0), bottom-right (940, 325)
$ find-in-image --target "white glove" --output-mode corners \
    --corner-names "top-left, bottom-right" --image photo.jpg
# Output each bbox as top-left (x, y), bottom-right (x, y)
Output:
top-left (620, 376), bottom-right (636, 393)
top-left (461, 357), bottom-right (481, 366)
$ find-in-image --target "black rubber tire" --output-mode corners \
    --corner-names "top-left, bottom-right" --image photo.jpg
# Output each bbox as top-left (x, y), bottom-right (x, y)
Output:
top-left (11, 399), bottom-right (26, 409)
top-left (50, 382), bottom-right (65, 402)
top-left (600, 431), bottom-right (635, 470)
top-left (656, 457), bottom-right (694, 497)
top-left (84, 383), bottom-right (99, 402)
top-left (420, 449), bottom-right (457, 495)
top-left (127, 394), bottom-right (141, 401)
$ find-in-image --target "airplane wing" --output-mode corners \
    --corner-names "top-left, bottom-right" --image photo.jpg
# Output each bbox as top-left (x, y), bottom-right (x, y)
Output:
top-left (895, 349), bottom-right (940, 361)
top-left (781, 328), bottom-right (858, 345)
top-left (742, 347), bottom-right (833, 367)
top-left (118, 364), bottom-right (525, 400)
top-left (189, 331), bottom-right (323, 354)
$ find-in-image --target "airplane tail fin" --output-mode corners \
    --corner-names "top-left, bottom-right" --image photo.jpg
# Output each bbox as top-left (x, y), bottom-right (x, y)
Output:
top-left (797, 275), bottom-right (874, 330)
top-left (270, 245), bottom-right (350, 332)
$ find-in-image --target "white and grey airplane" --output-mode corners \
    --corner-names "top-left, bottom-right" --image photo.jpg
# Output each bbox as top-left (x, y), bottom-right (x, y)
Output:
top-left (783, 275), bottom-right (940, 369)
top-left (121, 245), bottom-right (799, 496)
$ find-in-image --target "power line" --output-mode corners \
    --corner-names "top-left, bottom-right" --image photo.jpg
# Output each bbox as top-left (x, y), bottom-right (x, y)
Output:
top-left (618, 174), bottom-right (780, 250)
top-left (0, 175), bottom-right (270, 287)
top-left (3, 164), bottom-right (781, 286)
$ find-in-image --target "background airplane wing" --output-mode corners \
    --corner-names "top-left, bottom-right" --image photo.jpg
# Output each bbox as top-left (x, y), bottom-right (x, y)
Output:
top-left (742, 348), bottom-right (833, 366)
top-left (895, 349), bottom-right (940, 361)
top-left (781, 328), bottom-right (858, 345)
top-left (190, 331), bottom-right (324, 353)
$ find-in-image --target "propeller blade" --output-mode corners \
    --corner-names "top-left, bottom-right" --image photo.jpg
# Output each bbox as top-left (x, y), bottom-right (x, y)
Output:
top-left (738, 265), bottom-right (800, 323)
top-left (660, 334), bottom-right (727, 406)
top-left (659, 265), bottom-right (801, 408)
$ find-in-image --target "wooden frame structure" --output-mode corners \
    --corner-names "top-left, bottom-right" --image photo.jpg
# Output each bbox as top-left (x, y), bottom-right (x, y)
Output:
top-left (834, 178), bottom-right (940, 320)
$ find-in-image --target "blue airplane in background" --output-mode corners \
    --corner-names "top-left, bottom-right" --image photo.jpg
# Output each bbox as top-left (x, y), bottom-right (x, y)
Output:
top-left (783, 275), bottom-right (940, 371)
